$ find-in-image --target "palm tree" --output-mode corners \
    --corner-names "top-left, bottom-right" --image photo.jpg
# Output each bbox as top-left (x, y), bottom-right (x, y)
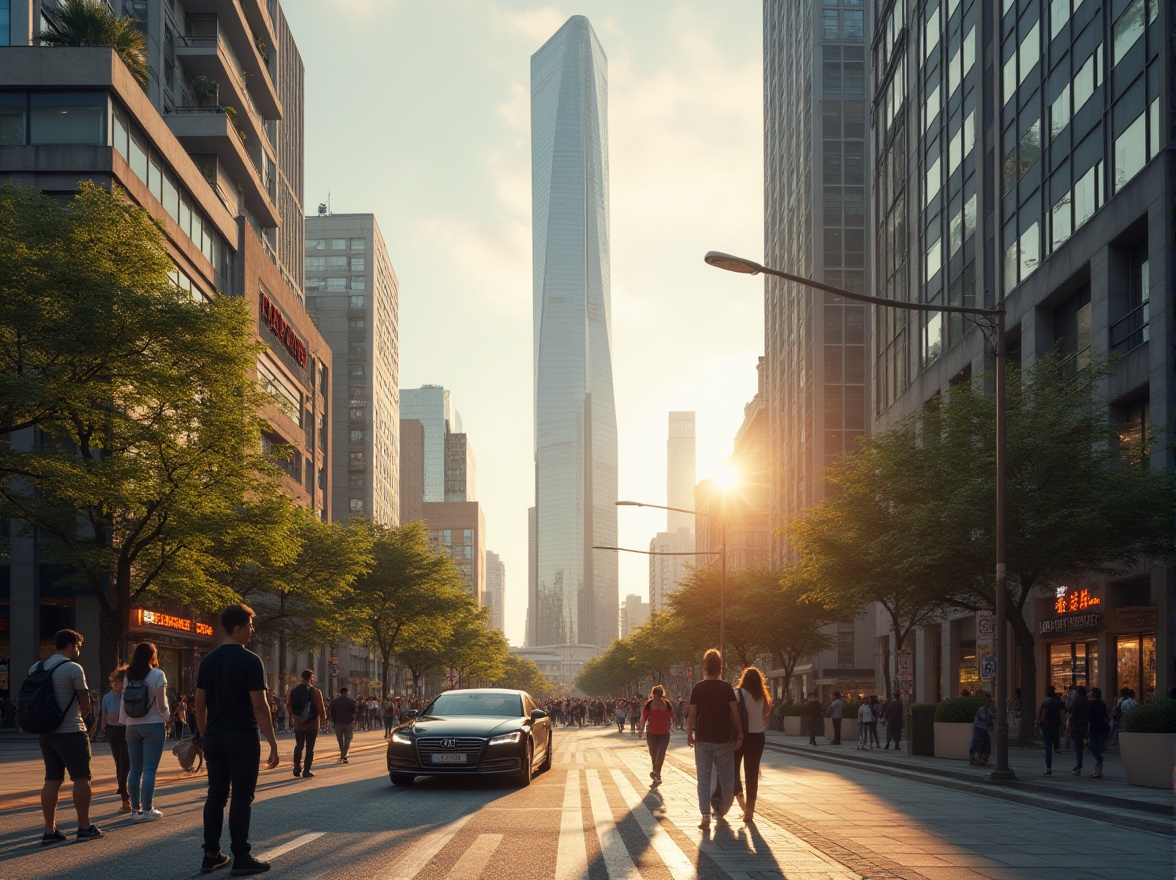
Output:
top-left (39, 0), bottom-right (149, 87)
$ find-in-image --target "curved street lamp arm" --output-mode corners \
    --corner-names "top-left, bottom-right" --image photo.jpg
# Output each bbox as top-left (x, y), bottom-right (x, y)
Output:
top-left (592, 545), bottom-right (720, 558)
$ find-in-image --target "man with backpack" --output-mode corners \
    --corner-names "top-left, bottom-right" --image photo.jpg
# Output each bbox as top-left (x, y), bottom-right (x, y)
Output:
top-left (328, 687), bottom-right (358, 763)
top-left (287, 669), bottom-right (325, 778)
top-left (19, 629), bottom-right (103, 844)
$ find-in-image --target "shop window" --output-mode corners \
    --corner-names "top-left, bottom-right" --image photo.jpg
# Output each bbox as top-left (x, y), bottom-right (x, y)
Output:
top-left (1116, 634), bottom-right (1156, 701)
top-left (958, 640), bottom-right (978, 692)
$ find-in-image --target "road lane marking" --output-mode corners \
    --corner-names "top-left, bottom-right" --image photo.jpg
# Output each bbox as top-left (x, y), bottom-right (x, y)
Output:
top-left (585, 769), bottom-right (641, 879)
top-left (255, 831), bottom-right (325, 861)
top-left (609, 768), bottom-right (697, 876)
top-left (380, 814), bottom-right (472, 880)
top-left (446, 833), bottom-right (502, 879)
top-left (555, 768), bottom-right (587, 880)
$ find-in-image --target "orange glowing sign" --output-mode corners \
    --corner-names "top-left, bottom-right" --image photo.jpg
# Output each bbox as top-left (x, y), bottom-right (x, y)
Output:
top-left (1053, 586), bottom-right (1101, 615)
top-left (131, 608), bottom-right (215, 639)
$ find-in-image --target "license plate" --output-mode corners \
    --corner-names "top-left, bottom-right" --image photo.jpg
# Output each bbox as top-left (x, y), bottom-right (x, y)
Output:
top-left (431, 753), bottom-right (467, 764)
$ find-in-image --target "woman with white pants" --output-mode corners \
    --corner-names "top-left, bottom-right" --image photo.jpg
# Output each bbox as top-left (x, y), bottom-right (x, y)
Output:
top-left (120, 642), bottom-right (170, 821)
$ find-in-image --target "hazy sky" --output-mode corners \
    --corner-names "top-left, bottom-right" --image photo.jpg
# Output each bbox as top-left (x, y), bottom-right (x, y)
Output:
top-left (283, 1), bottom-right (764, 647)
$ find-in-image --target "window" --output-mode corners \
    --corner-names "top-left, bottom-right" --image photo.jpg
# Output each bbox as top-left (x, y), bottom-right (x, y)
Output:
top-left (1073, 49), bottom-right (1102, 115)
top-left (349, 342), bottom-right (365, 358)
top-left (823, 9), bottom-right (839, 38)
top-left (1112, 0), bottom-right (1145, 66)
top-left (1018, 21), bottom-right (1040, 85)
top-left (925, 156), bottom-right (942, 205)
top-left (349, 475), bottom-right (365, 489)
top-left (331, 238), bottom-right (347, 250)
top-left (0, 0), bottom-right (8, 46)
top-left (350, 238), bottom-right (366, 251)
top-left (1017, 119), bottom-right (1041, 179)
top-left (348, 363), bottom-right (365, 377)
top-left (163, 27), bottom-right (175, 90)
top-left (925, 7), bottom-right (939, 61)
top-left (349, 295), bottom-right (365, 310)
top-left (1117, 396), bottom-right (1150, 465)
top-left (1055, 286), bottom-right (1091, 376)
top-left (926, 236), bottom-right (943, 280)
top-left (923, 312), bottom-right (943, 366)
top-left (844, 9), bottom-right (864, 38)
top-left (327, 256), bottom-right (347, 270)
top-left (349, 498), bottom-right (364, 513)
top-left (1051, 190), bottom-right (1072, 249)
top-left (349, 451), bottom-right (364, 470)
top-left (349, 429), bottom-right (365, 444)
top-left (1050, 0), bottom-right (1070, 39)
top-left (1111, 238), bottom-right (1149, 351)
top-left (350, 276), bottom-right (365, 290)
top-left (307, 239), bottom-right (325, 250)
top-left (350, 256), bottom-right (365, 272)
top-left (1114, 111), bottom-right (1147, 191)
top-left (349, 318), bottom-right (366, 332)
top-left (1073, 161), bottom-right (1103, 228)
top-left (1049, 83), bottom-right (1070, 138)
top-left (326, 277), bottom-right (346, 292)
top-left (1003, 240), bottom-right (1018, 297)
top-left (349, 405), bottom-right (366, 421)
top-left (306, 256), bottom-right (325, 270)
top-left (1019, 221), bottom-right (1040, 280)
top-left (29, 92), bottom-right (106, 144)
top-left (350, 386), bottom-right (365, 399)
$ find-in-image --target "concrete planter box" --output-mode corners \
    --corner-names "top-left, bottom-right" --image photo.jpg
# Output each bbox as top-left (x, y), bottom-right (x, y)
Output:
top-left (1119, 732), bottom-right (1176, 789)
top-left (782, 716), bottom-right (804, 736)
top-left (933, 722), bottom-right (974, 759)
top-left (825, 718), bottom-right (858, 742)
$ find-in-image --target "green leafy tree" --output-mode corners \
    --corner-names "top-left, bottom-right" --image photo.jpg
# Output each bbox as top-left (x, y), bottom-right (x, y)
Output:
top-left (577, 638), bottom-right (640, 696)
top-left (626, 612), bottom-right (690, 685)
top-left (736, 567), bottom-right (836, 699)
top-left (39, 0), bottom-right (149, 87)
top-left (442, 604), bottom-right (508, 688)
top-left (346, 521), bottom-right (468, 694)
top-left (0, 184), bottom-right (285, 682)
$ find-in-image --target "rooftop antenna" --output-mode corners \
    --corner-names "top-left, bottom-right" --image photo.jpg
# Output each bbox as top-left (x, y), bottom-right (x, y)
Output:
top-left (316, 193), bottom-right (332, 216)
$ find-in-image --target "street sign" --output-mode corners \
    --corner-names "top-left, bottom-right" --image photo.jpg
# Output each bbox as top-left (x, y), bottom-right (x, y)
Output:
top-left (329, 656), bottom-right (340, 675)
top-left (981, 654), bottom-right (996, 681)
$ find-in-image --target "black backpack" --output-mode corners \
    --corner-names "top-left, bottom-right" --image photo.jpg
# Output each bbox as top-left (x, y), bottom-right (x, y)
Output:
top-left (123, 678), bottom-right (155, 718)
top-left (291, 684), bottom-right (315, 723)
top-left (17, 658), bottom-right (75, 734)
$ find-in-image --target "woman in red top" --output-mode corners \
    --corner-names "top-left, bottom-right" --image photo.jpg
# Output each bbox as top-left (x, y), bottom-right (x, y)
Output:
top-left (637, 684), bottom-right (675, 785)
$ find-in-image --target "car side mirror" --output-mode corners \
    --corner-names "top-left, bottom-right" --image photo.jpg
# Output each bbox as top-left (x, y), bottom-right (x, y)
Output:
top-left (531, 708), bottom-right (548, 721)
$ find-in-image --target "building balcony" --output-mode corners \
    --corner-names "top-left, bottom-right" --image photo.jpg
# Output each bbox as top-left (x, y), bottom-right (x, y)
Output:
top-left (175, 34), bottom-right (275, 163)
top-left (166, 107), bottom-right (280, 229)
top-left (179, 2), bottom-right (281, 120)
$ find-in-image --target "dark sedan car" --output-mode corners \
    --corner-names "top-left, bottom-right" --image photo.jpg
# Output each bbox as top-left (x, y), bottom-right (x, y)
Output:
top-left (386, 688), bottom-right (552, 787)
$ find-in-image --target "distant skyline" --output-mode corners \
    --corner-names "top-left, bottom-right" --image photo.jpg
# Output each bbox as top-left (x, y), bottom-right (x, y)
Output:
top-left (283, 2), bottom-right (763, 647)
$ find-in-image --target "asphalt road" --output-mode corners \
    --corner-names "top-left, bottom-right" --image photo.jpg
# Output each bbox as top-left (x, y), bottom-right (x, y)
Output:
top-left (0, 725), bottom-right (1169, 880)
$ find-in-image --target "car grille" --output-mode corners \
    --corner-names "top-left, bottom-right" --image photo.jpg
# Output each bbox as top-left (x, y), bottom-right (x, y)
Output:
top-left (479, 757), bottom-right (520, 773)
top-left (415, 736), bottom-right (485, 764)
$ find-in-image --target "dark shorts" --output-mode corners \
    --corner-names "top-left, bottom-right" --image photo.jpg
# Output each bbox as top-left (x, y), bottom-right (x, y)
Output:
top-left (38, 731), bottom-right (92, 782)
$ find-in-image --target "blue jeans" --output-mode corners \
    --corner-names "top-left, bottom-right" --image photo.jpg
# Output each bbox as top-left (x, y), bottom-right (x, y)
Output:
top-left (1041, 725), bottom-right (1060, 769)
top-left (126, 722), bottom-right (166, 810)
top-left (695, 739), bottom-right (735, 818)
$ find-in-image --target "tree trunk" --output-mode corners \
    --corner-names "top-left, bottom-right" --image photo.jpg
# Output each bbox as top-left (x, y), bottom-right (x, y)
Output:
top-left (381, 656), bottom-right (391, 697)
top-left (97, 595), bottom-right (124, 689)
top-left (278, 629), bottom-right (288, 699)
top-left (1010, 613), bottom-right (1038, 744)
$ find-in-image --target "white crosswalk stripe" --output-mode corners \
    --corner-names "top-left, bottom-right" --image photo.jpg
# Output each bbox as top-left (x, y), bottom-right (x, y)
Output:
top-left (446, 833), bottom-right (502, 879)
top-left (608, 768), bottom-right (698, 876)
top-left (586, 768), bottom-right (642, 879)
top-left (378, 813), bottom-right (472, 879)
top-left (255, 831), bottom-right (325, 862)
top-left (554, 767), bottom-right (588, 879)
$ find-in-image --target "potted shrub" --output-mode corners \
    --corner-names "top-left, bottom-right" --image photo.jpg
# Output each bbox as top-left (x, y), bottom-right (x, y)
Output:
top-left (780, 702), bottom-right (805, 736)
top-left (933, 695), bottom-right (986, 759)
top-left (1119, 698), bottom-right (1176, 789)
top-left (190, 74), bottom-right (219, 106)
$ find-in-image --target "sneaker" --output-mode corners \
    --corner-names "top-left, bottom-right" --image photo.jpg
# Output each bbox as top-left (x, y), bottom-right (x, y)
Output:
top-left (698, 816), bottom-right (710, 830)
top-left (302, 770), bottom-right (315, 778)
top-left (342, 757), bottom-right (349, 764)
top-left (230, 854), bottom-right (271, 876)
top-left (140, 808), bottom-right (163, 822)
top-left (41, 829), bottom-right (67, 846)
top-left (1044, 769), bottom-right (1052, 775)
top-left (120, 796), bottom-right (132, 812)
top-left (1072, 768), bottom-right (1082, 776)
top-left (292, 769), bottom-right (301, 778)
top-left (201, 852), bottom-right (231, 874)
top-left (77, 825), bottom-right (105, 841)
top-left (131, 810), bottom-right (147, 823)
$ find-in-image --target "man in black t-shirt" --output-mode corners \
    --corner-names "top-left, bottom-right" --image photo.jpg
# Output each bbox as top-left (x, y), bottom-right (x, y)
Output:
top-left (195, 604), bottom-right (279, 877)
top-left (686, 649), bottom-right (742, 830)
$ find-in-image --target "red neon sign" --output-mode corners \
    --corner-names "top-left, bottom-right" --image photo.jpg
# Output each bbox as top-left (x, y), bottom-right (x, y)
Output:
top-left (260, 293), bottom-right (308, 367)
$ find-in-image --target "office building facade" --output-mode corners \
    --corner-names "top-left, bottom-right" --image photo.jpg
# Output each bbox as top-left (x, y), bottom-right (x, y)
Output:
top-left (485, 550), bottom-right (506, 635)
top-left (400, 385), bottom-right (461, 503)
top-left (529, 15), bottom-right (618, 650)
top-left (0, 0), bottom-right (332, 696)
top-left (423, 502), bottom-right (486, 604)
top-left (306, 213), bottom-right (399, 525)
top-left (399, 418), bottom-right (425, 523)
top-left (666, 412), bottom-right (696, 536)
top-left (764, 1), bottom-right (870, 564)
top-left (444, 432), bottom-right (476, 502)
top-left (620, 594), bottom-right (650, 640)
top-left (869, 0), bottom-right (1172, 701)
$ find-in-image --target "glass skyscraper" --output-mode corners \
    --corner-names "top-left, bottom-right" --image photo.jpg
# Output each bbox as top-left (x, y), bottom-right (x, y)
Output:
top-left (529, 15), bottom-right (617, 650)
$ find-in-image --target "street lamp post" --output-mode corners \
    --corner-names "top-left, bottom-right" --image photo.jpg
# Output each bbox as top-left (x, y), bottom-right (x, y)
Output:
top-left (599, 499), bottom-right (727, 660)
top-left (705, 250), bottom-right (1014, 782)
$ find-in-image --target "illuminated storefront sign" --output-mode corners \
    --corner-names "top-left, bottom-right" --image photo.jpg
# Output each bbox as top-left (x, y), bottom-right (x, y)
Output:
top-left (259, 292), bottom-right (308, 367)
top-left (1039, 613), bottom-right (1103, 635)
top-left (1052, 585), bottom-right (1101, 615)
top-left (130, 608), bottom-right (214, 639)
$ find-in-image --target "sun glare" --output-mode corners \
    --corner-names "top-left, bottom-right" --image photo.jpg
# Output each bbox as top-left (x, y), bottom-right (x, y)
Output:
top-left (714, 460), bottom-right (741, 492)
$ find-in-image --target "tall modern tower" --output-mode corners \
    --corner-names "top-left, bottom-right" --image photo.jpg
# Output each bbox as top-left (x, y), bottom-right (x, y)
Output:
top-left (529, 16), bottom-right (617, 651)
top-left (666, 412), bottom-right (696, 535)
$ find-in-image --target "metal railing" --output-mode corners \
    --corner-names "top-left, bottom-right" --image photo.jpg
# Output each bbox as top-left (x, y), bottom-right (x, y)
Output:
top-left (1110, 302), bottom-right (1150, 352)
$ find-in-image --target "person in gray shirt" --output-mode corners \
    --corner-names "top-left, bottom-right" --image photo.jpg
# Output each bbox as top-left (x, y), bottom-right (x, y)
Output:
top-left (829, 692), bottom-right (845, 745)
top-left (32, 629), bottom-right (103, 844)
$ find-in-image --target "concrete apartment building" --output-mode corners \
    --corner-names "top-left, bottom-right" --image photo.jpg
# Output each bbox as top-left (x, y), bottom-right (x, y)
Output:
top-left (306, 212), bottom-right (400, 525)
top-left (0, 0), bottom-right (333, 698)
top-left (423, 502), bottom-right (486, 605)
top-left (868, 0), bottom-right (1172, 702)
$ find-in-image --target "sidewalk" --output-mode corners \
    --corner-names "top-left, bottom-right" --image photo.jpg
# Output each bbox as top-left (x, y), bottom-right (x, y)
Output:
top-left (0, 726), bottom-right (392, 810)
top-left (763, 729), bottom-right (1173, 834)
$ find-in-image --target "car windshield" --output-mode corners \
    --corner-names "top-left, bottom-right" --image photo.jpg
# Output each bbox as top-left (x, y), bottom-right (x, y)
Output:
top-left (426, 693), bottom-right (523, 718)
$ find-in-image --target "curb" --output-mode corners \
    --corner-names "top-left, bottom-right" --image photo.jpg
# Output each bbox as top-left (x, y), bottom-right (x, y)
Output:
top-left (764, 740), bottom-right (1172, 835)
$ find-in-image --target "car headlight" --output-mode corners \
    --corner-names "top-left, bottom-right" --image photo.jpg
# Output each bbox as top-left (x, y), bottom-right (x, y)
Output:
top-left (391, 731), bottom-right (413, 745)
top-left (488, 730), bottom-right (523, 745)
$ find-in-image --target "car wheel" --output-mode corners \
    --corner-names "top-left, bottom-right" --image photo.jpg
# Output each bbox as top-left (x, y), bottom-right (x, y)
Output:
top-left (516, 740), bottom-right (533, 787)
top-left (539, 730), bottom-right (553, 772)
top-left (390, 773), bottom-right (415, 786)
